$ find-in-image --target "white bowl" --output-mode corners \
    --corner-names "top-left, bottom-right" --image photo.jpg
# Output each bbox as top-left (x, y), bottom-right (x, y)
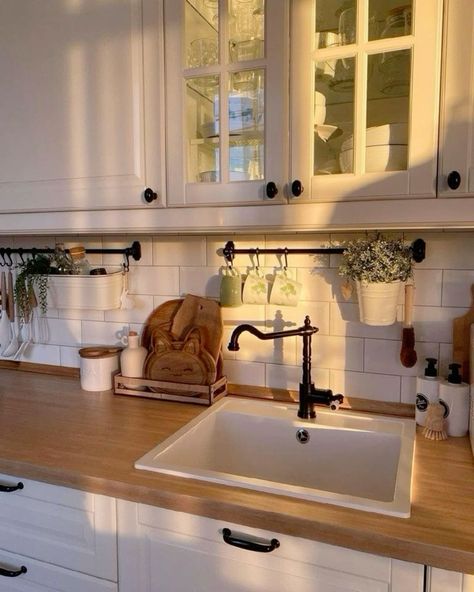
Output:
top-left (341, 123), bottom-right (408, 152)
top-left (339, 144), bottom-right (407, 173)
top-left (314, 91), bottom-right (326, 125)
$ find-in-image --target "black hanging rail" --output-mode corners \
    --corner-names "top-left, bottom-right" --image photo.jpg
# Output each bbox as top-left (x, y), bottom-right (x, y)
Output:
top-left (223, 239), bottom-right (426, 264)
top-left (0, 240), bottom-right (141, 270)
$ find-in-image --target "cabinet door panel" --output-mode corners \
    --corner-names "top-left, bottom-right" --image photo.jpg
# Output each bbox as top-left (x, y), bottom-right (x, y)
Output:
top-left (0, 473), bottom-right (117, 581)
top-left (0, 548), bottom-right (117, 592)
top-left (290, 0), bottom-right (442, 202)
top-left (0, 0), bottom-right (163, 212)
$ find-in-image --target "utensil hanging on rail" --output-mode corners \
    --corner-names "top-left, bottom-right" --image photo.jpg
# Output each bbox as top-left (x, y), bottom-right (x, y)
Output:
top-left (400, 283), bottom-right (417, 367)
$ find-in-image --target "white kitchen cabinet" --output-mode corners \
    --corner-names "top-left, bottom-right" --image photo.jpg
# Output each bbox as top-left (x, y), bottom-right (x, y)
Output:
top-left (164, 0), bottom-right (289, 206)
top-left (0, 473), bottom-right (117, 584)
top-left (428, 567), bottom-right (474, 592)
top-left (290, 0), bottom-right (443, 203)
top-left (437, 0), bottom-right (474, 197)
top-left (0, 0), bottom-right (164, 213)
top-left (117, 500), bottom-right (424, 592)
top-left (0, 548), bottom-right (117, 592)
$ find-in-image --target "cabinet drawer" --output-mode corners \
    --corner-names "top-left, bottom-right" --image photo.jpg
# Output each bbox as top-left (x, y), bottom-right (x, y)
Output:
top-left (0, 547), bottom-right (117, 592)
top-left (0, 473), bottom-right (117, 581)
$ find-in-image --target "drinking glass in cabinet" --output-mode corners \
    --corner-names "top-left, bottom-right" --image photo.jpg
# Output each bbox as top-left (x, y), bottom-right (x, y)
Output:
top-left (186, 76), bottom-right (220, 183)
top-left (316, 0), bottom-right (355, 48)
top-left (378, 48), bottom-right (411, 97)
top-left (368, 1), bottom-right (412, 41)
top-left (228, 0), bottom-right (265, 63)
top-left (185, 0), bottom-right (219, 69)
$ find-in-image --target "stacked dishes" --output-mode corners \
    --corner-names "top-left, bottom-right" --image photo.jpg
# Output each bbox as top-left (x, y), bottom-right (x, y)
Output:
top-left (339, 123), bottom-right (408, 173)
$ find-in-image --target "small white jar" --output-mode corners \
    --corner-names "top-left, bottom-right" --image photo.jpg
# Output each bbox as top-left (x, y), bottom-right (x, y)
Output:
top-left (79, 347), bottom-right (122, 391)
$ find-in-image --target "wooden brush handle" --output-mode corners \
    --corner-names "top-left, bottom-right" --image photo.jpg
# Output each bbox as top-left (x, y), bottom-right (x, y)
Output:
top-left (404, 284), bottom-right (415, 327)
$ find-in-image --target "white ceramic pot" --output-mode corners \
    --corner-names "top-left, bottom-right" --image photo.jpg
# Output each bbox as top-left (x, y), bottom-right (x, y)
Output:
top-left (79, 346), bottom-right (122, 391)
top-left (356, 280), bottom-right (402, 326)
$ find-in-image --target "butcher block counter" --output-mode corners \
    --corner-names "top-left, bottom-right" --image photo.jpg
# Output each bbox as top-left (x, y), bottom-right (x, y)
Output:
top-left (0, 368), bottom-right (472, 574)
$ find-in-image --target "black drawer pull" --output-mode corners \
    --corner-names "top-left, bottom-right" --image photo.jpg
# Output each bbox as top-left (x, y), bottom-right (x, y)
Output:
top-left (265, 181), bottom-right (278, 199)
top-left (0, 565), bottom-right (27, 577)
top-left (222, 528), bottom-right (280, 553)
top-left (0, 482), bottom-right (23, 493)
top-left (144, 187), bottom-right (158, 203)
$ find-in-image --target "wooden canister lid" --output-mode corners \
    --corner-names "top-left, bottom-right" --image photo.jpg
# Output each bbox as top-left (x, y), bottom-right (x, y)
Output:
top-left (79, 346), bottom-right (123, 359)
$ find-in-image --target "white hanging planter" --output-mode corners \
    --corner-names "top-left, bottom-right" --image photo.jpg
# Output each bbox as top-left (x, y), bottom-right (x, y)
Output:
top-left (355, 280), bottom-right (402, 326)
top-left (46, 268), bottom-right (125, 310)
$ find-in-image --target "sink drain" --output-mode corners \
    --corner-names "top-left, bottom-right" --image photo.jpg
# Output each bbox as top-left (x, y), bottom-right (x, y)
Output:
top-left (296, 428), bottom-right (310, 444)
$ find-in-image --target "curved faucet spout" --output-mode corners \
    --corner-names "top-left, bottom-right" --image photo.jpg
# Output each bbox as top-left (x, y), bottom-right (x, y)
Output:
top-left (228, 316), bottom-right (318, 351)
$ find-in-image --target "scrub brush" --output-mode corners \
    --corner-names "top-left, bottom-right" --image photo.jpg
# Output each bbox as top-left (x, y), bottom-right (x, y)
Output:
top-left (423, 402), bottom-right (448, 441)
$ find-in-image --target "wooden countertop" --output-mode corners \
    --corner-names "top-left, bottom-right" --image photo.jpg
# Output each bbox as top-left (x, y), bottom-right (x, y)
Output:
top-left (0, 369), bottom-right (472, 574)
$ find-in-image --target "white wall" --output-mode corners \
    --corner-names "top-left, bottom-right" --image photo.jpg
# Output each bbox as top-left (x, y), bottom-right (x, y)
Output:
top-left (3, 230), bottom-right (473, 404)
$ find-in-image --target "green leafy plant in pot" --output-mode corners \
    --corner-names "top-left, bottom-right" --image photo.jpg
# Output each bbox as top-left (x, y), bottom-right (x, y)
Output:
top-left (338, 234), bottom-right (413, 326)
top-left (14, 254), bottom-right (51, 322)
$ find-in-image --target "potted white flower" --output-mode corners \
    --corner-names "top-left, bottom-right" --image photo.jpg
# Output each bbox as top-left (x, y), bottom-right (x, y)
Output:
top-left (338, 234), bottom-right (413, 326)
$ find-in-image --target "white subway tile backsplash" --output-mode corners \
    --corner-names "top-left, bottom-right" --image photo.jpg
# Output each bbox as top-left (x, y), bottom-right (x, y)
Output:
top-left (330, 370), bottom-right (401, 402)
top-left (153, 235), bottom-right (206, 267)
top-left (129, 265), bottom-right (179, 295)
top-left (14, 230), bottom-right (474, 403)
top-left (441, 270), bottom-right (474, 306)
top-left (364, 339), bottom-right (439, 376)
top-left (224, 359), bottom-right (265, 387)
top-left (180, 267), bottom-right (220, 298)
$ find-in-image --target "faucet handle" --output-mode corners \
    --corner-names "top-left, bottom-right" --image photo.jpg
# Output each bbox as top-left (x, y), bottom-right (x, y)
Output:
top-left (330, 394), bottom-right (344, 411)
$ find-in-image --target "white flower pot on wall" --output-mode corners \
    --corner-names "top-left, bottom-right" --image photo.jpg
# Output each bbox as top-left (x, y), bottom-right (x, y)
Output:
top-left (355, 280), bottom-right (402, 326)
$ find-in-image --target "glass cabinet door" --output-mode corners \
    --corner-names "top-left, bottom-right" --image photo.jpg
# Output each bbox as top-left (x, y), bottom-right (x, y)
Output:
top-left (290, 0), bottom-right (442, 202)
top-left (165, 0), bottom-right (288, 205)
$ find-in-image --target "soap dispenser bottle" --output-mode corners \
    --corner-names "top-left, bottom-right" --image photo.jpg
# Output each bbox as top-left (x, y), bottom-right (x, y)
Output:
top-left (439, 363), bottom-right (470, 437)
top-left (416, 357), bottom-right (439, 427)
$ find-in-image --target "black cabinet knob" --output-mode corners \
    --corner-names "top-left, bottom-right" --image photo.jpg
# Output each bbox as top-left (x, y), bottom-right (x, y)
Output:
top-left (265, 182), bottom-right (278, 199)
top-left (447, 171), bottom-right (461, 190)
top-left (144, 187), bottom-right (158, 203)
top-left (291, 179), bottom-right (304, 197)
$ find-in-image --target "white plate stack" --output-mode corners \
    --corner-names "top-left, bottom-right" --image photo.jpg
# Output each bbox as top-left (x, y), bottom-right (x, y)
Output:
top-left (339, 122), bottom-right (408, 173)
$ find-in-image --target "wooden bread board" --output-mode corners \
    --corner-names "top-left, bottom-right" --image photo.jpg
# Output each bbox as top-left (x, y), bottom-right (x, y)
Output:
top-left (452, 284), bottom-right (474, 383)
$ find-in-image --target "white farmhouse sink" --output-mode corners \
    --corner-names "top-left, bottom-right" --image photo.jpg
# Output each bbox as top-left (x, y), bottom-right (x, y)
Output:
top-left (135, 397), bottom-right (416, 517)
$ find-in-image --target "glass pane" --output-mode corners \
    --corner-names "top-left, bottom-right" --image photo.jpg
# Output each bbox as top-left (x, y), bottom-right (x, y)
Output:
top-left (314, 58), bottom-right (355, 175)
top-left (315, 1), bottom-right (356, 48)
top-left (228, 0), bottom-right (264, 63)
top-left (366, 50), bottom-right (410, 172)
top-left (369, 1), bottom-right (412, 42)
top-left (185, 1), bottom-right (219, 69)
top-left (229, 69), bottom-right (264, 180)
top-left (186, 76), bottom-right (220, 183)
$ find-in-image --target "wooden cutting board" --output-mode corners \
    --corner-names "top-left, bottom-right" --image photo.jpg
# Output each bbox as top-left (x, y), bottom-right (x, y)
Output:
top-left (170, 294), bottom-right (223, 362)
top-left (453, 284), bottom-right (474, 383)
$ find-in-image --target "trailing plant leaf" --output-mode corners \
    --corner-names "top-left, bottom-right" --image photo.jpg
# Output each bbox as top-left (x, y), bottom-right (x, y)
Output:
top-left (14, 254), bottom-right (51, 320)
top-left (338, 234), bottom-right (413, 283)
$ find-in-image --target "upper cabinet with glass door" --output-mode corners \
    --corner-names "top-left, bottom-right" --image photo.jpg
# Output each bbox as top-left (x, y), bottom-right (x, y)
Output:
top-left (164, 0), bottom-right (288, 206)
top-left (290, 0), bottom-right (443, 202)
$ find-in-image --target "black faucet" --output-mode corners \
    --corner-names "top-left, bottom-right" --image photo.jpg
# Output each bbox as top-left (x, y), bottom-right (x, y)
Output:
top-left (228, 316), bottom-right (343, 419)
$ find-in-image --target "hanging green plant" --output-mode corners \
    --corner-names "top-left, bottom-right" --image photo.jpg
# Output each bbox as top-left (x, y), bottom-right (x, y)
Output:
top-left (14, 254), bottom-right (51, 321)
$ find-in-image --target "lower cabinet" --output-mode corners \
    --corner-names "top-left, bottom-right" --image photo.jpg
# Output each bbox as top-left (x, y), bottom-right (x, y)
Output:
top-left (117, 501), bottom-right (424, 592)
top-left (428, 567), bottom-right (474, 592)
top-left (0, 473), bottom-right (117, 590)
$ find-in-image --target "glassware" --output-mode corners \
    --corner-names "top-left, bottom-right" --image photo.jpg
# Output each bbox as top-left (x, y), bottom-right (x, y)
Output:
top-left (338, 1), bottom-right (356, 46)
top-left (379, 48), bottom-right (411, 96)
top-left (188, 37), bottom-right (218, 68)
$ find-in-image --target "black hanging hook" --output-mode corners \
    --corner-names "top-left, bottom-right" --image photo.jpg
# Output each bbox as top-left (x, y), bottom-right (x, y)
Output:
top-left (4, 248), bottom-right (13, 268)
top-left (283, 248), bottom-right (289, 271)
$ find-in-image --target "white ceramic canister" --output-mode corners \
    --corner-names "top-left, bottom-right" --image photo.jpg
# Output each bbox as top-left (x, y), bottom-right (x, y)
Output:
top-left (439, 363), bottom-right (470, 437)
top-left (120, 330), bottom-right (148, 389)
top-left (79, 346), bottom-right (122, 391)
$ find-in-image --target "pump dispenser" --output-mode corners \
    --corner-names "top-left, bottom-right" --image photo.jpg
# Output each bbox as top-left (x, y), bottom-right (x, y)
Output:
top-left (415, 357), bottom-right (439, 427)
top-left (439, 363), bottom-right (470, 437)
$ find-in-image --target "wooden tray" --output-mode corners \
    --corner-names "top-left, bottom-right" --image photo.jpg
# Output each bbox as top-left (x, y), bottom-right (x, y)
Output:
top-left (113, 374), bottom-right (227, 406)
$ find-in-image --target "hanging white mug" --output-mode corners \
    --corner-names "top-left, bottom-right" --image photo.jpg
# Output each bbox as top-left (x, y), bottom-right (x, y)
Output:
top-left (269, 270), bottom-right (302, 307)
top-left (242, 269), bottom-right (269, 304)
